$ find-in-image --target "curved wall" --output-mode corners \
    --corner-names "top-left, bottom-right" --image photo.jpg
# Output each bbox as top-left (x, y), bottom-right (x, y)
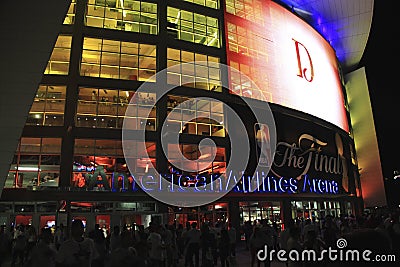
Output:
top-left (225, 0), bottom-right (349, 132)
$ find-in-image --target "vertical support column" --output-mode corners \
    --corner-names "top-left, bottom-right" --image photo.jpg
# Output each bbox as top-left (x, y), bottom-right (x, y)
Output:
top-left (339, 200), bottom-right (346, 217)
top-left (218, 0), bottom-right (229, 95)
top-left (59, 0), bottom-right (87, 188)
top-left (65, 201), bottom-right (71, 239)
top-left (110, 203), bottom-right (119, 229)
top-left (282, 199), bottom-right (292, 228)
top-left (155, 0), bottom-right (168, 174)
top-left (228, 200), bottom-right (240, 242)
top-left (32, 203), bottom-right (40, 234)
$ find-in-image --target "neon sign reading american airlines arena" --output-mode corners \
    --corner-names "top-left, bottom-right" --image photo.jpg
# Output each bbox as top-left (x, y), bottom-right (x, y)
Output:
top-left (111, 172), bottom-right (339, 195)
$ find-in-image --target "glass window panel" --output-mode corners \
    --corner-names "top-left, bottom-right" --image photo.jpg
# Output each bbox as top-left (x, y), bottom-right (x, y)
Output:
top-left (167, 7), bottom-right (220, 48)
top-left (100, 65), bottom-right (119, 79)
top-left (81, 38), bottom-right (156, 81)
top-left (28, 85), bottom-right (66, 126)
top-left (167, 72), bottom-right (181, 85)
top-left (181, 10), bottom-right (192, 21)
top-left (86, 0), bottom-right (157, 34)
top-left (20, 138), bottom-right (41, 154)
top-left (121, 41), bottom-right (139, 54)
top-left (102, 39), bottom-right (120, 52)
top-left (182, 63), bottom-right (194, 76)
top-left (183, 0), bottom-right (219, 9)
top-left (45, 35), bottom-right (72, 75)
top-left (77, 87), bottom-right (154, 130)
top-left (120, 68), bottom-right (138, 80)
top-left (7, 138), bottom-right (62, 188)
top-left (120, 54), bottom-right (138, 67)
top-left (167, 48), bottom-right (180, 60)
top-left (167, 96), bottom-right (225, 136)
top-left (101, 52), bottom-right (120, 66)
top-left (195, 53), bottom-right (207, 63)
top-left (139, 44), bottom-right (156, 56)
top-left (82, 50), bottom-right (101, 65)
top-left (167, 48), bottom-right (220, 91)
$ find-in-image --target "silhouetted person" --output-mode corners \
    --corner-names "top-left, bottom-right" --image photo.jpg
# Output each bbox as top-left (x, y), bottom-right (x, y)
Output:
top-left (244, 221), bottom-right (253, 250)
top-left (55, 219), bottom-right (98, 267)
top-left (287, 227), bottom-right (302, 267)
top-left (0, 225), bottom-right (10, 267)
top-left (11, 224), bottom-right (26, 267)
top-left (219, 229), bottom-right (230, 267)
top-left (147, 222), bottom-right (164, 267)
top-left (185, 222), bottom-right (200, 267)
top-left (29, 227), bottom-right (57, 267)
top-left (227, 222), bottom-right (237, 257)
top-left (109, 225), bottom-right (121, 252)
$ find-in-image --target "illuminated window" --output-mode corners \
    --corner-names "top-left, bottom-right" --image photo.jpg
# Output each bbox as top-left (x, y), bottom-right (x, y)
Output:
top-left (26, 85), bottom-right (66, 126)
top-left (72, 139), bottom-right (155, 191)
top-left (167, 7), bottom-right (220, 48)
top-left (81, 37), bottom-right (156, 81)
top-left (76, 87), bottom-right (156, 130)
top-left (44, 35), bottom-right (72, 75)
top-left (86, 0), bottom-right (158, 34)
top-left (6, 138), bottom-right (61, 189)
top-left (290, 201), bottom-right (337, 220)
top-left (229, 60), bottom-right (272, 101)
top-left (167, 48), bottom-right (221, 91)
top-left (166, 95), bottom-right (225, 137)
top-left (225, 0), bottom-right (264, 25)
top-left (239, 201), bottom-right (282, 225)
top-left (182, 0), bottom-right (219, 9)
top-left (63, 0), bottom-right (76, 24)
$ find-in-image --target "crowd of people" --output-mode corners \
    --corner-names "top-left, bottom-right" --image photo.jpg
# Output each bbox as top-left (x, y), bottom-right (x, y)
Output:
top-left (0, 208), bottom-right (398, 267)
top-left (245, 208), bottom-right (400, 267)
top-left (0, 219), bottom-right (239, 267)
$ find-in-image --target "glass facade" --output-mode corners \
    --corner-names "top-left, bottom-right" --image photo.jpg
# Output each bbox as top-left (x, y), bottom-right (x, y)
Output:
top-left (167, 48), bottom-right (221, 91)
top-left (290, 200), bottom-right (347, 221)
top-left (72, 139), bottom-right (156, 191)
top-left (44, 35), bottom-right (72, 75)
top-left (183, 0), bottom-right (219, 9)
top-left (239, 201), bottom-right (282, 225)
top-left (76, 88), bottom-right (156, 130)
top-left (6, 138), bottom-right (62, 189)
top-left (26, 85), bottom-right (66, 126)
top-left (226, 19), bottom-right (272, 101)
top-left (64, 0), bottom-right (77, 25)
top-left (226, 22), bottom-right (269, 60)
top-left (1, 0), bottom-right (359, 233)
top-left (86, 0), bottom-right (158, 34)
top-left (225, 0), bottom-right (264, 24)
top-left (167, 7), bottom-right (220, 48)
top-left (80, 38), bottom-right (156, 81)
top-left (166, 95), bottom-right (225, 137)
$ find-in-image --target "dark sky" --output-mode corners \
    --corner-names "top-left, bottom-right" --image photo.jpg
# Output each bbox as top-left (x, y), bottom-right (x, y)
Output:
top-left (358, 2), bottom-right (398, 204)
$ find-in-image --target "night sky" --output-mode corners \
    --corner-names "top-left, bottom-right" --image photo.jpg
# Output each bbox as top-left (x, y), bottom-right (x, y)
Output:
top-left (358, 1), bottom-right (398, 206)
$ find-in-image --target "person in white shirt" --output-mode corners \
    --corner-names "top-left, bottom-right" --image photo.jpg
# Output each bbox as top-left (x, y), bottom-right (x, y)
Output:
top-left (147, 222), bottom-right (164, 267)
top-left (55, 219), bottom-right (98, 267)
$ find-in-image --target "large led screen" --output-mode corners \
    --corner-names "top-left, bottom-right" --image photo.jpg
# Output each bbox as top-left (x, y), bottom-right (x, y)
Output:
top-left (225, 0), bottom-right (349, 132)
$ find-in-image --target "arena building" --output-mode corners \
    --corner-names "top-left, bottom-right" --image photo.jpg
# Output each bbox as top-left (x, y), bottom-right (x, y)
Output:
top-left (0, 0), bottom-right (386, 234)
